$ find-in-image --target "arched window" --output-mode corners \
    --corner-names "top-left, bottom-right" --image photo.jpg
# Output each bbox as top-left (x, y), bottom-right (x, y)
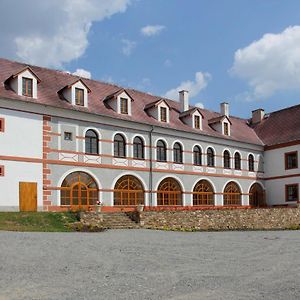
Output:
top-left (173, 142), bottom-right (183, 164)
top-left (157, 177), bottom-right (182, 206)
top-left (133, 136), bottom-right (144, 159)
top-left (223, 182), bottom-right (241, 205)
top-left (234, 152), bottom-right (241, 170)
top-left (249, 183), bottom-right (264, 207)
top-left (223, 150), bottom-right (231, 169)
top-left (248, 154), bottom-right (254, 171)
top-left (114, 175), bottom-right (144, 206)
top-left (114, 134), bottom-right (126, 157)
top-left (207, 147), bottom-right (215, 167)
top-left (85, 129), bottom-right (99, 154)
top-left (193, 180), bottom-right (214, 205)
top-left (61, 172), bottom-right (98, 207)
top-left (157, 140), bottom-right (167, 162)
top-left (193, 146), bottom-right (202, 166)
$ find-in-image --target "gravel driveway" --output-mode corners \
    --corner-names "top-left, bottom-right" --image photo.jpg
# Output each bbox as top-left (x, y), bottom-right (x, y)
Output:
top-left (0, 229), bottom-right (300, 300)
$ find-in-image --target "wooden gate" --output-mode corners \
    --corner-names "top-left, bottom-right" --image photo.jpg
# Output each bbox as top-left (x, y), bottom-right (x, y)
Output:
top-left (19, 182), bottom-right (37, 212)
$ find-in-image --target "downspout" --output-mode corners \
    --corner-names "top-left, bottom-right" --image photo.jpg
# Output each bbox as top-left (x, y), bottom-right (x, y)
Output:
top-left (149, 125), bottom-right (155, 207)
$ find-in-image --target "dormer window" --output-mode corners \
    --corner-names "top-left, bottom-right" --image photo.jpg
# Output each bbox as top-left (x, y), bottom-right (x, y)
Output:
top-left (224, 122), bottom-right (229, 136)
top-left (160, 107), bottom-right (167, 122)
top-left (194, 115), bottom-right (200, 129)
top-left (22, 77), bottom-right (33, 97)
top-left (75, 88), bottom-right (84, 106)
top-left (120, 97), bottom-right (128, 114)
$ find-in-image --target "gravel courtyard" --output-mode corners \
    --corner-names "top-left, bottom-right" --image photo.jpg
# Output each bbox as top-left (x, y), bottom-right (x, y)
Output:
top-left (0, 230), bottom-right (300, 300)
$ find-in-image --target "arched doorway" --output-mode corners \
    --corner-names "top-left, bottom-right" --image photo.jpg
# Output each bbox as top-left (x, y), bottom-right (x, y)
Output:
top-left (193, 180), bottom-right (214, 206)
top-left (249, 183), bottom-right (265, 207)
top-left (157, 177), bottom-right (182, 206)
top-left (223, 181), bottom-right (241, 205)
top-left (114, 175), bottom-right (145, 206)
top-left (61, 172), bottom-right (98, 209)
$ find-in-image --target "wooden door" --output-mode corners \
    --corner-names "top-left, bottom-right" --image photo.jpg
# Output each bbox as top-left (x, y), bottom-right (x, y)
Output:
top-left (19, 182), bottom-right (37, 212)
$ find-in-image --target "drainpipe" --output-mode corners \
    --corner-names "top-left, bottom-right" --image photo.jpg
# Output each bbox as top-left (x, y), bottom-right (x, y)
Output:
top-left (149, 126), bottom-right (155, 207)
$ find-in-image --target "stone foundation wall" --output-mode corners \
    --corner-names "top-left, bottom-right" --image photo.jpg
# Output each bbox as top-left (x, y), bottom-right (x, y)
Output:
top-left (140, 207), bottom-right (300, 230)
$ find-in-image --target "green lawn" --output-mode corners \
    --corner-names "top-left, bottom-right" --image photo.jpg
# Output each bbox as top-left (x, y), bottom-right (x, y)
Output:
top-left (0, 212), bottom-right (78, 232)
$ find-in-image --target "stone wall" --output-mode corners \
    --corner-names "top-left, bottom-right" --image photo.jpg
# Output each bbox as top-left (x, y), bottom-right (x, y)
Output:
top-left (140, 207), bottom-right (300, 231)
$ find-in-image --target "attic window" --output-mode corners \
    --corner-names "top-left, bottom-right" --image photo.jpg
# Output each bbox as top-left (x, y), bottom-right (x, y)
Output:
top-left (224, 123), bottom-right (229, 136)
top-left (120, 98), bottom-right (128, 114)
top-left (22, 77), bottom-right (33, 97)
top-left (160, 107), bottom-right (167, 122)
top-left (194, 115), bottom-right (200, 129)
top-left (75, 88), bottom-right (84, 106)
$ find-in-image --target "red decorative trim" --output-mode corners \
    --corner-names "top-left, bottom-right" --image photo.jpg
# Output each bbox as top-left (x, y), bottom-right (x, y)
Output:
top-left (0, 118), bottom-right (5, 132)
top-left (284, 151), bottom-right (298, 170)
top-left (265, 173), bottom-right (300, 181)
top-left (265, 140), bottom-right (300, 151)
top-left (0, 165), bottom-right (4, 176)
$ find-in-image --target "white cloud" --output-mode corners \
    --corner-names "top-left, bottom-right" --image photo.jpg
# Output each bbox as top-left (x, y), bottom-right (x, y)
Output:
top-left (72, 68), bottom-right (92, 79)
top-left (121, 39), bottom-right (136, 56)
top-left (231, 26), bottom-right (300, 98)
top-left (141, 25), bottom-right (166, 37)
top-left (0, 0), bottom-right (131, 67)
top-left (164, 72), bottom-right (211, 100)
top-left (195, 102), bottom-right (204, 109)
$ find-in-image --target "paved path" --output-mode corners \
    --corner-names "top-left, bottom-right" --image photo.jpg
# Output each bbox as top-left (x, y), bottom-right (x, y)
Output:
top-left (0, 230), bottom-right (300, 300)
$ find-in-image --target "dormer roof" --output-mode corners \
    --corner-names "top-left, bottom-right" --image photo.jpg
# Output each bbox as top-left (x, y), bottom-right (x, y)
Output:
top-left (104, 88), bottom-right (133, 101)
top-left (144, 98), bottom-right (170, 110)
top-left (58, 79), bottom-right (91, 94)
top-left (208, 115), bottom-right (232, 125)
top-left (179, 107), bottom-right (204, 119)
top-left (5, 66), bottom-right (41, 84)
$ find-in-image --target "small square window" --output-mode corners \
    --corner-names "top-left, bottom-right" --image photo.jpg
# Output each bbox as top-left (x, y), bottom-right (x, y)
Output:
top-left (22, 77), bottom-right (33, 97)
top-left (0, 166), bottom-right (4, 176)
top-left (160, 107), bottom-right (167, 122)
top-left (0, 118), bottom-right (4, 132)
top-left (224, 123), bottom-right (229, 136)
top-left (64, 132), bottom-right (73, 141)
top-left (286, 184), bottom-right (298, 202)
top-left (285, 151), bottom-right (298, 170)
top-left (120, 98), bottom-right (128, 114)
top-left (75, 88), bottom-right (84, 106)
top-left (194, 115), bottom-right (200, 129)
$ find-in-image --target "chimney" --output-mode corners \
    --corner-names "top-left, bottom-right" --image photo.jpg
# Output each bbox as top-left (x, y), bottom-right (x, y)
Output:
top-left (220, 102), bottom-right (229, 117)
top-left (179, 90), bottom-right (189, 112)
top-left (252, 109), bottom-right (265, 124)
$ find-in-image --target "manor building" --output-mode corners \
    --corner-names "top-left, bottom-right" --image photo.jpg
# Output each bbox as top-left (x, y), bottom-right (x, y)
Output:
top-left (0, 58), bottom-right (299, 211)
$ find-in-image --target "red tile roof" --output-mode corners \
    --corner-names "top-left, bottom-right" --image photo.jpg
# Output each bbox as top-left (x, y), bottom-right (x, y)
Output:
top-left (253, 104), bottom-right (300, 147)
top-left (0, 58), bottom-right (263, 146)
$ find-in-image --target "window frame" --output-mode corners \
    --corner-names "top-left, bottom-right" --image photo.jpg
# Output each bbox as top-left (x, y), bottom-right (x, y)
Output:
top-left (285, 184), bottom-right (299, 202)
top-left (64, 132), bottom-right (73, 141)
top-left (160, 107), bottom-right (167, 122)
top-left (207, 147), bottom-right (215, 167)
top-left (223, 150), bottom-right (231, 169)
top-left (114, 134), bottom-right (126, 158)
top-left (234, 152), bottom-right (241, 170)
top-left (0, 165), bottom-right (4, 176)
top-left (133, 136), bottom-right (145, 160)
top-left (75, 88), bottom-right (85, 106)
top-left (156, 140), bottom-right (167, 162)
top-left (248, 154), bottom-right (255, 172)
top-left (22, 77), bottom-right (33, 97)
top-left (285, 151), bottom-right (298, 170)
top-left (193, 145), bottom-right (202, 166)
top-left (85, 129), bottom-right (99, 155)
top-left (120, 97), bottom-right (128, 114)
top-left (194, 115), bottom-right (200, 129)
top-left (173, 142), bottom-right (183, 164)
top-left (0, 118), bottom-right (5, 132)
top-left (224, 122), bottom-right (229, 136)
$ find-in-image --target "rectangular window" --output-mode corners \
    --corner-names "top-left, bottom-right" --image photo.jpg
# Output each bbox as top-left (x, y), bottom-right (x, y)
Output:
top-left (120, 98), bottom-right (128, 114)
top-left (286, 184), bottom-right (299, 202)
top-left (285, 151), bottom-right (298, 170)
top-left (194, 115), bottom-right (200, 129)
top-left (75, 88), bottom-right (84, 106)
top-left (22, 77), bottom-right (33, 97)
top-left (0, 166), bottom-right (4, 176)
top-left (0, 118), bottom-right (4, 132)
top-left (64, 132), bottom-right (73, 141)
top-left (224, 123), bottom-right (229, 136)
top-left (160, 107), bottom-right (167, 122)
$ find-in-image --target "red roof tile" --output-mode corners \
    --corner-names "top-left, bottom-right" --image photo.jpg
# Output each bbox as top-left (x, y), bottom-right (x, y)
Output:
top-left (0, 58), bottom-right (263, 146)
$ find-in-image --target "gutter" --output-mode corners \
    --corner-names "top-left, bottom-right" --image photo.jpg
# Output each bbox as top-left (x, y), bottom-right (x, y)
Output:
top-left (149, 125), bottom-right (155, 206)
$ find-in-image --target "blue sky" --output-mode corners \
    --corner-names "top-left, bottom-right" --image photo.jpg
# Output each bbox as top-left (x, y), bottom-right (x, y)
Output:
top-left (1, 0), bottom-right (300, 117)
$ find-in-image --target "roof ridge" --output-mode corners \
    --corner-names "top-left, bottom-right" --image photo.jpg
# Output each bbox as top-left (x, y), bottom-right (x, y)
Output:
top-left (268, 102), bottom-right (300, 115)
